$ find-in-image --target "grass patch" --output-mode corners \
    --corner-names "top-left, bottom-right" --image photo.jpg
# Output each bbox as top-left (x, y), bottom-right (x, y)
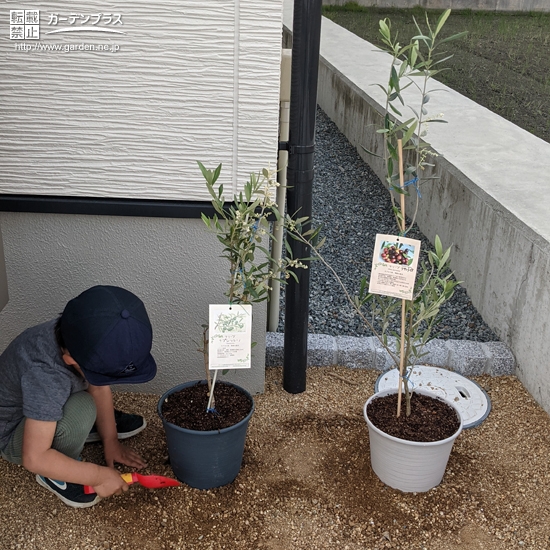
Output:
top-left (322, 4), bottom-right (550, 143)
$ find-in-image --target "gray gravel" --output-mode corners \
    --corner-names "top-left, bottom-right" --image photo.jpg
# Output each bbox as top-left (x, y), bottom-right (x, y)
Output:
top-left (278, 107), bottom-right (498, 343)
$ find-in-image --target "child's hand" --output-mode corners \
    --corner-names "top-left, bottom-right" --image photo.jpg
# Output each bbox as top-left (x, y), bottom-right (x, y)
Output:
top-left (103, 439), bottom-right (148, 469)
top-left (93, 466), bottom-right (131, 498)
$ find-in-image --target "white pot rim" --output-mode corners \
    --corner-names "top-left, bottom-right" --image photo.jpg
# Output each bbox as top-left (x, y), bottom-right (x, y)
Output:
top-left (363, 387), bottom-right (463, 447)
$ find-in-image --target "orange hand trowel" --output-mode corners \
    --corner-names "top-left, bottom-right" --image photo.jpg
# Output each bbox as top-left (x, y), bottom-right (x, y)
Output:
top-left (84, 472), bottom-right (181, 494)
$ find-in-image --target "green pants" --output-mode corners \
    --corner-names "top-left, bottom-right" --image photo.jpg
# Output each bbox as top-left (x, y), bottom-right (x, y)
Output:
top-left (1, 391), bottom-right (96, 465)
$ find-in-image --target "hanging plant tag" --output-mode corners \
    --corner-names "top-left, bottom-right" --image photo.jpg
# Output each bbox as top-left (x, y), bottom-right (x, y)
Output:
top-left (208, 304), bottom-right (253, 370)
top-left (368, 234), bottom-right (421, 301)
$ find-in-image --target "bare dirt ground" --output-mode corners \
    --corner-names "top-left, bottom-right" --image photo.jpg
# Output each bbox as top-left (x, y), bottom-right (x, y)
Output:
top-left (2, 366), bottom-right (550, 550)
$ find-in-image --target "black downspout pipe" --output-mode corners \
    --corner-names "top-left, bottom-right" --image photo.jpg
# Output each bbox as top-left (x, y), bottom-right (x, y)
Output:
top-left (283, 0), bottom-right (322, 394)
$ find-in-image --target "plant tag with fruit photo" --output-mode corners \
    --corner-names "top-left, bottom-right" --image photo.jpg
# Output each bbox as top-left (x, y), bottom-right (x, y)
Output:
top-left (368, 234), bottom-right (421, 301)
top-left (209, 304), bottom-right (253, 370)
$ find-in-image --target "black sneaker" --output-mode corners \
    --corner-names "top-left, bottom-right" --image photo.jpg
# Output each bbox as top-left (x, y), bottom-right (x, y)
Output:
top-left (85, 409), bottom-right (146, 443)
top-left (36, 475), bottom-right (101, 508)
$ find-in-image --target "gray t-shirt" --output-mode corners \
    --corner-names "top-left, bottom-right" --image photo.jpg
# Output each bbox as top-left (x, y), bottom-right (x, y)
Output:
top-left (0, 319), bottom-right (88, 451)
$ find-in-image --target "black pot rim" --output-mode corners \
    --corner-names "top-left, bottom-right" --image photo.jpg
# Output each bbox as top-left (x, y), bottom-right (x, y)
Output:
top-left (157, 379), bottom-right (255, 436)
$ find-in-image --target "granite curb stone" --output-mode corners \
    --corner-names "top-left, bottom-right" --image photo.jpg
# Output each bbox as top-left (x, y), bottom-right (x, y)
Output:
top-left (265, 332), bottom-right (284, 367)
top-left (415, 339), bottom-right (451, 368)
top-left (306, 334), bottom-right (338, 367)
top-left (266, 332), bottom-right (515, 376)
top-left (481, 341), bottom-right (517, 376)
top-left (448, 340), bottom-right (488, 376)
top-left (335, 336), bottom-right (377, 369)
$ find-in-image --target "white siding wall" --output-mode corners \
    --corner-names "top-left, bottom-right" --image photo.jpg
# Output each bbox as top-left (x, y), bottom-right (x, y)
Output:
top-left (0, 0), bottom-right (283, 200)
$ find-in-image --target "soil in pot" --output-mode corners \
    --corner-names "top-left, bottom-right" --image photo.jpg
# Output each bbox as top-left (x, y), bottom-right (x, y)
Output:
top-left (161, 381), bottom-right (252, 431)
top-left (367, 392), bottom-right (460, 442)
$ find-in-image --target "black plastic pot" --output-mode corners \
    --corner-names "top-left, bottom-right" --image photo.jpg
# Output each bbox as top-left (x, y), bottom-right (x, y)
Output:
top-left (157, 380), bottom-right (255, 490)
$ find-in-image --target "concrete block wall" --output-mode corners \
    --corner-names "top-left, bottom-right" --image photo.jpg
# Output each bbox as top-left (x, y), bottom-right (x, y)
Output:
top-left (283, 1), bottom-right (550, 414)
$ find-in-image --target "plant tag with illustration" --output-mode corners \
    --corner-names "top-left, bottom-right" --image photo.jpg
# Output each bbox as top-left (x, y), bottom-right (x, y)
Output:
top-left (368, 234), bottom-right (421, 301)
top-left (209, 304), bottom-right (253, 370)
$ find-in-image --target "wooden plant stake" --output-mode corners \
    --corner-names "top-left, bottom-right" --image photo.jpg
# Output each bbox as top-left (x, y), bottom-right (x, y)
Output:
top-left (397, 139), bottom-right (406, 418)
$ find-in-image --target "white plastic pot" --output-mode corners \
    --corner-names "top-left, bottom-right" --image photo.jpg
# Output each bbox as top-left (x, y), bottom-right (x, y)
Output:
top-left (363, 388), bottom-right (463, 493)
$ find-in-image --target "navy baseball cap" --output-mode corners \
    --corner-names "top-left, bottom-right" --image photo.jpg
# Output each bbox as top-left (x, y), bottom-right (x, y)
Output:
top-left (60, 285), bottom-right (157, 386)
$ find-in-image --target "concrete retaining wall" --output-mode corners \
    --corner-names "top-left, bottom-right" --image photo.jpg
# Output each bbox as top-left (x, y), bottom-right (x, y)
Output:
top-left (322, 0), bottom-right (550, 13)
top-left (283, 1), bottom-right (550, 415)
